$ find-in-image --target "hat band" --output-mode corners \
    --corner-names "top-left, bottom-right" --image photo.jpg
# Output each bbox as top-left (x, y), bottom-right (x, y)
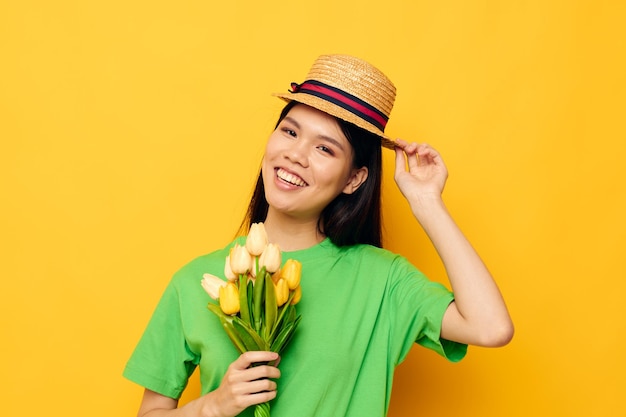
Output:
top-left (289, 80), bottom-right (388, 131)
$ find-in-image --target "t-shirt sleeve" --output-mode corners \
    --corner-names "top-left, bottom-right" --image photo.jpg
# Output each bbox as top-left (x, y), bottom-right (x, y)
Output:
top-left (388, 256), bottom-right (467, 364)
top-left (123, 277), bottom-right (200, 399)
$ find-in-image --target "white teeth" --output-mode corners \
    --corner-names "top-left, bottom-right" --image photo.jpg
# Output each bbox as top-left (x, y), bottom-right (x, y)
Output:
top-left (277, 168), bottom-right (306, 187)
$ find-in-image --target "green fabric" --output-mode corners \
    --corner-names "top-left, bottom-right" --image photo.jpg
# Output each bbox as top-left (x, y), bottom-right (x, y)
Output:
top-left (123, 238), bottom-right (467, 416)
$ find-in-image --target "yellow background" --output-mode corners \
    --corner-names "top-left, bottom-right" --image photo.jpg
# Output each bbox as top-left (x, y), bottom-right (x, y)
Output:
top-left (1, 0), bottom-right (624, 415)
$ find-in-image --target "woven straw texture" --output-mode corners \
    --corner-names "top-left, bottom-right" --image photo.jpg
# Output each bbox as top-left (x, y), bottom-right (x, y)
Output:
top-left (274, 54), bottom-right (397, 149)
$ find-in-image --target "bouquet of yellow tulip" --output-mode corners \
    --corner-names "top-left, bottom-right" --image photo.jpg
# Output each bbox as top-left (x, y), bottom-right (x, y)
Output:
top-left (201, 222), bottom-right (302, 417)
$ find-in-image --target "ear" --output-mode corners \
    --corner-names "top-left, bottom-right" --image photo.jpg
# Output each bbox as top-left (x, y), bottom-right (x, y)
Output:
top-left (342, 167), bottom-right (369, 195)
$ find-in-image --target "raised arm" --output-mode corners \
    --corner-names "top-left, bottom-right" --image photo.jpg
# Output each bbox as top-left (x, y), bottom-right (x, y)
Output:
top-left (393, 139), bottom-right (513, 347)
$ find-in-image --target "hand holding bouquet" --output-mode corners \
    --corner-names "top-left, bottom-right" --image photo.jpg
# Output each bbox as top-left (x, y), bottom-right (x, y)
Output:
top-left (201, 223), bottom-right (302, 417)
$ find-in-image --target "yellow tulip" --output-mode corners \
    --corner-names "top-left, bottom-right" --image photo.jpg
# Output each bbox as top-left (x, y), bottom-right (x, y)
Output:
top-left (275, 278), bottom-right (289, 307)
top-left (224, 255), bottom-right (237, 281)
top-left (281, 259), bottom-right (302, 290)
top-left (259, 243), bottom-right (281, 273)
top-left (219, 282), bottom-right (240, 315)
top-left (230, 244), bottom-right (252, 275)
top-left (201, 273), bottom-right (226, 300)
top-left (246, 222), bottom-right (269, 256)
top-left (290, 285), bottom-right (302, 305)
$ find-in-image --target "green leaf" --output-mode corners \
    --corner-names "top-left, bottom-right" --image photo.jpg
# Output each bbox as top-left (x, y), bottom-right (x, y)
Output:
top-left (269, 292), bottom-right (296, 342)
top-left (238, 275), bottom-right (250, 325)
top-left (207, 302), bottom-right (226, 319)
top-left (264, 272), bottom-right (277, 339)
top-left (269, 305), bottom-right (285, 344)
top-left (233, 316), bottom-right (269, 351)
top-left (207, 304), bottom-right (246, 354)
top-left (286, 302), bottom-right (296, 324)
top-left (232, 319), bottom-right (261, 351)
top-left (247, 280), bottom-right (254, 325)
top-left (270, 315), bottom-right (301, 354)
top-left (220, 317), bottom-right (247, 354)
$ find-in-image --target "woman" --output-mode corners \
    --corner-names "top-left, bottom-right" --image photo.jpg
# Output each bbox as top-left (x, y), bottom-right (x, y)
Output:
top-left (124, 54), bottom-right (514, 417)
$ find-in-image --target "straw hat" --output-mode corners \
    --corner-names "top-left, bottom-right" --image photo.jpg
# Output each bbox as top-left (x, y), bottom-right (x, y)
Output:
top-left (273, 54), bottom-right (397, 149)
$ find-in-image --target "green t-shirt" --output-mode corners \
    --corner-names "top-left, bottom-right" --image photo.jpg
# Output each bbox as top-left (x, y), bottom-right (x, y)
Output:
top-left (123, 238), bottom-right (467, 416)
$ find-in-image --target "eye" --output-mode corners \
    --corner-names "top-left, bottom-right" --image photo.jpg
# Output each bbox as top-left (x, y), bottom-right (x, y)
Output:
top-left (281, 128), bottom-right (297, 137)
top-left (317, 145), bottom-right (335, 155)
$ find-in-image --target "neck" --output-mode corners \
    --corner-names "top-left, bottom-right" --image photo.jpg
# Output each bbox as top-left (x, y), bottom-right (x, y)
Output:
top-left (263, 210), bottom-right (325, 251)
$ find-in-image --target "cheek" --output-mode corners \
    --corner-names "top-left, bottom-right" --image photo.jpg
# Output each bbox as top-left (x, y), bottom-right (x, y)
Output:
top-left (261, 137), bottom-right (276, 171)
top-left (331, 162), bottom-right (356, 186)
top-left (261, 156), bottom-right (271, 182)
top-left (263, 136), bottom-right (280, 161)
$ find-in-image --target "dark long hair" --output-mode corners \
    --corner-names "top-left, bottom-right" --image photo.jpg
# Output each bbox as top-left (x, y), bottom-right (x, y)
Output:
top-left (239, 101), bottom-right (383, 247)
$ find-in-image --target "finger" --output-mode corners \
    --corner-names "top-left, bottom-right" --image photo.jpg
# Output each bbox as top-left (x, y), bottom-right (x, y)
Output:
top-left (244, 364), bottom-right (281, 381)
top-left (417, 143), bottom-right (441, 157)
top-left (235, 351), bottom-right (279, 369)
top-left (395, 139), bottom-right (426, 174)
top-left (417, 144), bottom-right (444, 167)
top-left (406, 141), bottom-right (420, 154)
top-left (271, 355), bottom-right (281, 367)
top-left (230, 371), bottom-right (278, 395)
top-left (397, 138), bottom-right (418, 152)
top-left (242, 389), bottom-right (278, 406)
top-left (394, 145), bottom-right (408, 176)
top-left (405, 147), bottom-right (420, 171)
top-left (394, 138), bottom-right (408, 149)
top-left (227, 388), bottom-right (278, 411)
top-left (395, 141), bottom-right (418, 172)
top-left (245, 377), bottom-right (278, 395)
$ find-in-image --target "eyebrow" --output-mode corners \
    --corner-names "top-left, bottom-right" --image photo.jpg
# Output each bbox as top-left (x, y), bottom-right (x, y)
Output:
top-left (283, 116), bottom-right (346, 152)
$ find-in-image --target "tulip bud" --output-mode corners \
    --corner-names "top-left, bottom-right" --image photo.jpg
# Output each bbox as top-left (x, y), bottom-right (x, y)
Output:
top-left (224, 255), bottom-right (237, 281)
top-left (230, 244), bottom-right (252, 275)
top-left (290, 285), bottom-right (302, 305)
top-left (201, 273), bottom-right (226, 300)
top-left (281, 259), bottom-right (302, 290)
top-left (259, 243), bottom-right (281, 273)
top-left (246, 222), bottom-right (269, 256)
top-left (219, 282), bottom-right (240, 315)
top-left (275, 278), bottom-right (289, 307)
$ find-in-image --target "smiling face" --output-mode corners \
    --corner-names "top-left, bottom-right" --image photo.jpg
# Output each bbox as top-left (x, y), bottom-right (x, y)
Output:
top-left (261, 104), bottom-right (368, 223)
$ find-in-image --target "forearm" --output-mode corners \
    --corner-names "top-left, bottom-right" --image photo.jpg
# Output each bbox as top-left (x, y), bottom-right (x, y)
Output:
top-left (137, 389), bottom-right (220, 417)
top-left (137, 352), bottom-right (280, 417)
top-left (410, 195), bottom-right (514, 346)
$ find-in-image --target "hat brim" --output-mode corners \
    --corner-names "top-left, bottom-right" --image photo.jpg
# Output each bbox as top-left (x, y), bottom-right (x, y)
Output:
top-left (273, 92), bottom-right (397, 150)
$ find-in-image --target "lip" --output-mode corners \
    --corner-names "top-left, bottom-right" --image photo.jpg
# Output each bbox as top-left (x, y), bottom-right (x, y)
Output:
top-left (275, 167), bottom-right (308, 188)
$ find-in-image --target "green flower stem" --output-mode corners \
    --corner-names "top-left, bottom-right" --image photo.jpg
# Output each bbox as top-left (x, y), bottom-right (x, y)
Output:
top-left (254, 402), bottom-right (270, 417)
top-left (264, 272), bottom-right (277, 339)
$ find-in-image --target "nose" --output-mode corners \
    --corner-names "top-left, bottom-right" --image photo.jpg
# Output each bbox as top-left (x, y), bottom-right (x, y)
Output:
top-left (284, 138), bottom-right (309, 167)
